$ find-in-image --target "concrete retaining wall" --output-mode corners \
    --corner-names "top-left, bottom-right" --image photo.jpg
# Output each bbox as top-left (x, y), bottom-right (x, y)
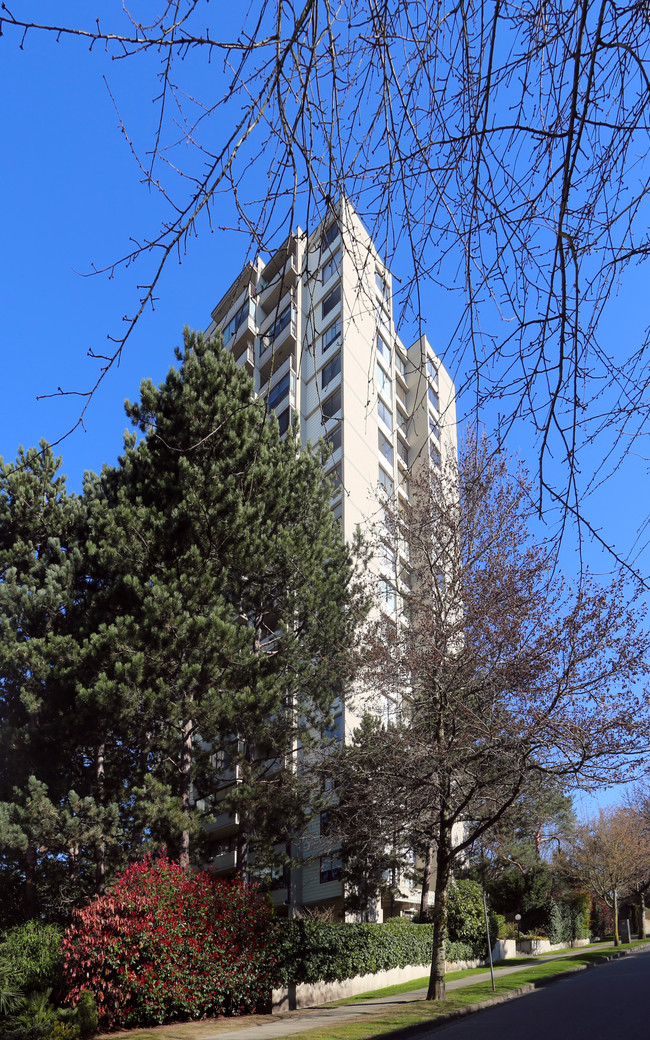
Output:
top-left (272, 956), bottom-right (488, 1012)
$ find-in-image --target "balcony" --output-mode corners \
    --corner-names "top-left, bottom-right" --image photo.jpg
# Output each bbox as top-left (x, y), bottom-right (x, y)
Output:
top-left (225, 310), bottom-right (256, 362)
top-left (235, 344), bottom-right (254, 376)
top-left (259, 254), bottom-right (299, 317)
top-left (259, 353), bottom-right (298, 414)
top-left (205, 809), bottom-right (240, 837)
top-left (211, 849), bottom-right (238, 876)
top-left (258, 302), bottom-right (297, 385)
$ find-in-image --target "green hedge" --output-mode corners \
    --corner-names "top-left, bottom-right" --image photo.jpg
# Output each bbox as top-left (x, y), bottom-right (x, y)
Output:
top-left (274, 920), bottom-right (481, 985)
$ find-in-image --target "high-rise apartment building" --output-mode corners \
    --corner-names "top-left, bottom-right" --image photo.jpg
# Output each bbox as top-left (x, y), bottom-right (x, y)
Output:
top-left (204, 199), bottom-right (457, 920)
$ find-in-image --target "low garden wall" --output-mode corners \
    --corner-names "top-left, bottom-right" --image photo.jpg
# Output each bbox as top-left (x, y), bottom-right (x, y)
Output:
top-left (272, 955), bottom-right (488, 1012)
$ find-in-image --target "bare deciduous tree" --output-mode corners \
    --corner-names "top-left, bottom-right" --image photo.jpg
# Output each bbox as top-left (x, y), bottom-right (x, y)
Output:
top-left (2, 2), bottom-right (650, 559)
top-left (335, 436), bottom-right (649, 999)
top-left (564, 806), bottom-right (650, 945)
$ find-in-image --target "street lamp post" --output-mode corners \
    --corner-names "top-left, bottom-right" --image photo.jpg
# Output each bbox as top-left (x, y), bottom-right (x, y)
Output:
top-left (515, 913), bottom-right (521, 943)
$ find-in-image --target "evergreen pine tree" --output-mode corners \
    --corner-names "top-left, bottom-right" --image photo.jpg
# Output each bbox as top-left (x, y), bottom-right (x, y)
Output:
top-left (93, 330), bottom-right (362, 873)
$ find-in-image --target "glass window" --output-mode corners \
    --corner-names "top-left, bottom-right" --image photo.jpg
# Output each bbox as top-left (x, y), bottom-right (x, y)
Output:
top-left (379, 578), bottom-right (396, 612)
top-left (324, 712), bottom-right (344, 742)
top-left (378, 398), bottom-right (392, 430)
top-left (428, 386), bottom-right (439, 412)
top-left (260, 304), bottom-right (292, 356)
top-left (322, 387), bottom-right (342, 421)
top-left (378, 429), bottom-right (393, 465)
top-left (320, 854), bottom-right (342, 884)
top-left (397, 437), bottom-right (409, 466)
top-left (427, 357), bottom-right (438, 384)
top-left (322, 317), bottom-right (341, 354)
top-left (322, 248), bottom-right (341, 284)
top-left (376, 301), bottom-right (390, 333)
top-left (397, 406), bottom-right (408, 436)
top-left (395, 352), bottom-right (406, 377)
top-left (429, 413), bottom-right (440, 439)
top-left (221, 296), bottom-right (250, 344)
top-left (377, 333), bottom-right (390, 363)
top-left (430, 444), bottom-right (441, 467)
top-left (267, 372), bottom-right (290, 411)
top-left (322, 283), bottom-right (341, 319)
top-left (377, 362), bottom-right (391, 398)
top-left (375, 270), bottom-right (388, 299)
top-left (379, 466), bottom-right (394, 493)
top-left (396, 381), bottom-right (407, 406)
top-left (320, 811), bottom-right (333, 836)
top-left (332, 501), bottom-right (343, 526)
top-left (326, 424), bottom-right (342, 454)
top-left (277, 408), bottom-right (291, 435)
top-left (326, 462), bottom-right (343, 492)
top-left (322, 221), bottom-right (339, 251)
top-left (322, 352), bottom-right (341, 388)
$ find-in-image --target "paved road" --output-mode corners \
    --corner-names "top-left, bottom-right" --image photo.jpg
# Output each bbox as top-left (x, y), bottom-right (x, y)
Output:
top-left (422, 943), bottom-right (650, 1039)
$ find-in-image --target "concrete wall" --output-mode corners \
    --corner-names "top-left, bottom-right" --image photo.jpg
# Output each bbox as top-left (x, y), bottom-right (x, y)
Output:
top-left (272, 956), bottom-right (488, 1012)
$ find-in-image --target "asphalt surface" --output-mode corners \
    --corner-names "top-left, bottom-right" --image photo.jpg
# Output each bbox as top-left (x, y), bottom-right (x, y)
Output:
top-left (420, 941), bottom-right (650, 1039)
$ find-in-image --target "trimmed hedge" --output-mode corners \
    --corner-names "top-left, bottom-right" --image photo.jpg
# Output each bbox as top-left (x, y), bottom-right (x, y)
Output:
top-left (274, 919), bottom-right (478, 986)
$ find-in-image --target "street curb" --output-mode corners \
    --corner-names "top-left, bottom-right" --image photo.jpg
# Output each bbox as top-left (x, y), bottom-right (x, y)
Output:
top-left (357, 950), bottom-right (631, 1040)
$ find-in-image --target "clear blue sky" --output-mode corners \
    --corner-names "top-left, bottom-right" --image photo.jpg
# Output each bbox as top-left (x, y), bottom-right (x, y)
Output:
top-left (1, 6), bottom-right (647, 813)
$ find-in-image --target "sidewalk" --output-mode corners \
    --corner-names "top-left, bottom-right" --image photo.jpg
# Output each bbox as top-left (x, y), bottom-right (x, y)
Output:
top-left (171, 943), bottom-right (617, 1040)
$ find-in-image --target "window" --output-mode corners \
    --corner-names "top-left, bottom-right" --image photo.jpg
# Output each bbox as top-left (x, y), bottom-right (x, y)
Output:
top-left (377, 333), bottom-right (390, 363)
top-left (429, 414), bottom-right (440, 439)
top-left (322, 387), bottom-right (342, 421)
top-left (326, 462), bottom-right (343, 493)
top-left (377, 362), bottom-right (391, 398)
top-left (332, 501), bottom-right (343, 526)
top-left (379, 466), bottom-right (394, 494)
top-left (396, 381), bottom-right (407, 406)
top-left (326, 424), bottom-right (342, 454)
top-left (379, 578), bottom-right (396, 612)
top-left (322, 351), bottom-right (341, 388)
top-left (322, 283), bottom-right (341, 319)
top-left (221, 296), bottom-right (251, 344)
top-left (378, 398), bottom-right (392, 430)
top-left (320, 811), bottom-right (333, 836)
top-left (322, 221), bottom-right (339, 251)
top-left (324, 712), bottom-right (344, 742)
top-left (375, 270), bottom-right (389, 299)
top-left (277, 408), bottom-right (291, 435)
top-left (427, 357), bottom-right (438, 384)
top-left (378, 429), bottom-right (393, 465)
top-left (428, 386), bottom-right (439, 412)
top-left (397, 406), bottom-right (408, 436)
top-left (430, 444), bottom-right (441, 467)
top-left (322, 317), bottom-right (341, 354)
top-left (376, 302), bottom-right (390, 333)
top-left (395, 352), bottom-right (407, 378)
top-left (320, 854), bottom-right (342, 884)
top-left (267, 372), bottom-right (290, 411)
top-left (260, 304), bottom-right (292, 356)
top-left (397, 437), bottom-right (409, 466)
top-left (322, 248), bottom-right (341, 284)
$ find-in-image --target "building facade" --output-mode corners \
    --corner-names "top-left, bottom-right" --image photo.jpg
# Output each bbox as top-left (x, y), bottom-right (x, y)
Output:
top-left (204, 199), bottom-right (457, 919)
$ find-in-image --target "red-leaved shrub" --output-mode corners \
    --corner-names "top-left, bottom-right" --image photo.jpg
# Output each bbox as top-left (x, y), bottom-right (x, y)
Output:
top-left (62, 852), bottom-right (278, 1030)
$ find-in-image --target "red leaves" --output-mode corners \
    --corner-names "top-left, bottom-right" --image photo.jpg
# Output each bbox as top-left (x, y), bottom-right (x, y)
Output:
top-left (62, 851), bottom-right (277, 1031)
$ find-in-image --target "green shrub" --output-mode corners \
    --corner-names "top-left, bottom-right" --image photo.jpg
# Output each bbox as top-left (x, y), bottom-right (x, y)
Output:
top-left (447, 880), bottom-right (498, 955)
top-left (275, 917), bottom-right (487, 986)
top-left (72, 992), bottom-right (97, 1039)
top-left (0, 923), bottom-right (63, 995)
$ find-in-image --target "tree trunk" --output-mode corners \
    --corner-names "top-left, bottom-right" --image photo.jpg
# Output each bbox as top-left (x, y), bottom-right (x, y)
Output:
top-left (95, 742), bottom-right (106, 895)
top-left (179, 716), bottom-right (193, 870)
top-left (237, 829), bottom-right (249, 881)
top-left (613, 889), bottom-right (620, 945)
top-left (420, 841), bottom-right (435, 917)
top-left (639, 890), bottom-right (646, 939)
top-left (426, 823), bottom-right (452, 1001)
top-left (25, 843), bottom-right (37, 920)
